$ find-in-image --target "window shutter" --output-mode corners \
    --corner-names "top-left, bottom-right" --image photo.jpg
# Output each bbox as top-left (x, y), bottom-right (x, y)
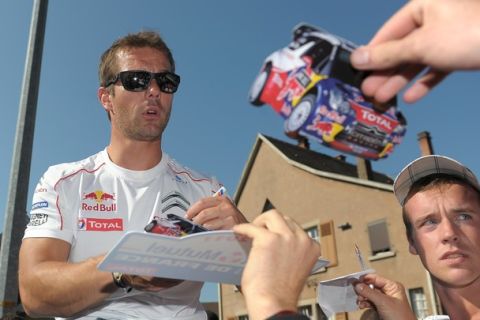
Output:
top-left (320, 220), bottom-right (337, 267)
top-left (335, 312), bottom-right (348, 320)
top-left (367, 219), bottom-right (391, 255)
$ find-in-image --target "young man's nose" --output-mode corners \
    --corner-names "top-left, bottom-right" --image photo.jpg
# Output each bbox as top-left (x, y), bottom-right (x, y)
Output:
top-left (440, 220), bottom-right (459, 243)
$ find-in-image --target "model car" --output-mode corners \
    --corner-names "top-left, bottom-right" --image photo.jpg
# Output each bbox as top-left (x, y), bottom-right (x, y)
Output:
top-left (248, 23), bottom-right (407, 160)
top-left (144, 214), bottom-right (207, 237)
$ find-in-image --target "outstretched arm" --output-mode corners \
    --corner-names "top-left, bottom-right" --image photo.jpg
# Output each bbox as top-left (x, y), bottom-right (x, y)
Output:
top-left (233, 210), bottom-right (321, 320)
top-left (351, 0), bottom-right (480, 104)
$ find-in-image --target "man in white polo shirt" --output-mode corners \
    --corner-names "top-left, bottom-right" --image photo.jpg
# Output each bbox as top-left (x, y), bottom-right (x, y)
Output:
top-left (18, 30), bottom-right (247, 320)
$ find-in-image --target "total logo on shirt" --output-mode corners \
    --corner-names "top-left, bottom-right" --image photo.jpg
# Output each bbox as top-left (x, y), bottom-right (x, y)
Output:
top-left (78, 218), bottom-right (123, 231)
top-left (81, 190), bottom-right (117, 213)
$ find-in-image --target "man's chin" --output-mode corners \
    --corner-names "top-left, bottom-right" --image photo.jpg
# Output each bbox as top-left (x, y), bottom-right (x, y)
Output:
top-left (432, 269), bottom-right (480, 288)
top-left (130, 127), bottom-right (165, 142)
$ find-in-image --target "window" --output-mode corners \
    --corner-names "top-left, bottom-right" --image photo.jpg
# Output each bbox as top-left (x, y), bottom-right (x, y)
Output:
top-left (330, 47), bottom-right (365, 87)
top-left (409, 287), bottom-right (429, 319)
top-left (316, 304), bottom-right (329, 320)
top-left (304, 222), bottom-right (334, 271)
top-left (262, 199), bottom-right (275, 213)
top-left (367, 219), bottom-right (391, 256)
top-left (305, 225), bottom-right (320, 242)
top-left (298, 305), bottom-right (313, 319)
top-left (306, 40), bottom-right (334, 72)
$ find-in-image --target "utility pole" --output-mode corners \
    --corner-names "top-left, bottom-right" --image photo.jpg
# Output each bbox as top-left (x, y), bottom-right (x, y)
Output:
top-left (0, 0), bottom-right (48, 317)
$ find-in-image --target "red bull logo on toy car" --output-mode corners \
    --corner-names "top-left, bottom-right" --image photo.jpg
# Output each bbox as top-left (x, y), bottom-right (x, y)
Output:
top-left (317, 105), bottom-right (347, 124)
top-left (82, 190), bottom-right (117, 212)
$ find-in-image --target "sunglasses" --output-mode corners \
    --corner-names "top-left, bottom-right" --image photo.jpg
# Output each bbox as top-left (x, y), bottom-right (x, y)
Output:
top-left (105, 70), bottom-right (181, 93)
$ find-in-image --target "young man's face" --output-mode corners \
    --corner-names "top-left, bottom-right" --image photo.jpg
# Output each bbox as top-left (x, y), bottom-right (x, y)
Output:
top-left (405, 182), bottom-right (480, 288)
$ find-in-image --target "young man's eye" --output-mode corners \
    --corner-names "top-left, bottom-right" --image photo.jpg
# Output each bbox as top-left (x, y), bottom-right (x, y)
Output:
top-left (419, 219), bottom-right (436, 228)
top-left (458, 213), bottom-right (472, 221)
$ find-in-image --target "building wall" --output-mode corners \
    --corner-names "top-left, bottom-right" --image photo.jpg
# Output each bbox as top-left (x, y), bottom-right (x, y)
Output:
top-left (220, 142), bottom-right (434, 320)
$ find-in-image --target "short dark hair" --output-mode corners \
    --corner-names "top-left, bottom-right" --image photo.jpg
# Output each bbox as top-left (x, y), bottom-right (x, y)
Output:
top-left (402, 174), bottom-right (480, 242)
top-left (98, 30), bottom-right (175, 88)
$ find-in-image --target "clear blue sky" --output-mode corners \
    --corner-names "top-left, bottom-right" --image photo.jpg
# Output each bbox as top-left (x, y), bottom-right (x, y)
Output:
top-left (1, 0), bottom-right (479, 302)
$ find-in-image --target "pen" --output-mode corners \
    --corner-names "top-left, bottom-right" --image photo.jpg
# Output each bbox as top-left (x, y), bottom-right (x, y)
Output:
top-left (355, 243), bottom-right (374, 289)
top-left (213, 186), bottom-right (226, 197)
top-left (354, 243), bottom-right (367, 271)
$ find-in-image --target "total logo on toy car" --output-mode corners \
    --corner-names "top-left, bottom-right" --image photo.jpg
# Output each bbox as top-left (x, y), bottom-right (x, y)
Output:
top-left (248, 23), bottom-right (407, 160)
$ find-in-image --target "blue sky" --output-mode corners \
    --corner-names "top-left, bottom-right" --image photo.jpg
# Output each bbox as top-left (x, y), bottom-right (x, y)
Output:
top-left (1, 0), bottom-right (479, 302)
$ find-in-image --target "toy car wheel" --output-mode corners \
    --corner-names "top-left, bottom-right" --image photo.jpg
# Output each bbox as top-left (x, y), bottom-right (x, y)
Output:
top-left (248, 64), bottom-right (271, 106)
top-left (284, 94), bottom-right (314, 138)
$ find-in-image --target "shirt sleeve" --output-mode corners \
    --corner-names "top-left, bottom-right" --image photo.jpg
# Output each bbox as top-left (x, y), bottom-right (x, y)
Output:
top-left (23, 166), bottom-right (75, 244)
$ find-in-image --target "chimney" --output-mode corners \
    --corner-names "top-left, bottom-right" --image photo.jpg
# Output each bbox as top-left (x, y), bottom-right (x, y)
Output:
top-left (356, 157), bottom-right (373, 180)
top-left (417, 131), bottom-right (434, 156)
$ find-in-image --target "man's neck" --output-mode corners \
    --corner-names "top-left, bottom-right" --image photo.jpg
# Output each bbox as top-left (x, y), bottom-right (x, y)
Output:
top-left (107, 138), bottom-right (163, 171)
top-left (435, 280), bottom-right (480, 319)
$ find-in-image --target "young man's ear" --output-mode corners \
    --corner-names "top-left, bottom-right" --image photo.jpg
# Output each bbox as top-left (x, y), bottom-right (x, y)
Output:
top-left (98, 87), bottom-right (113, 114)
top-left (408, 239), bottom-right (418, 255)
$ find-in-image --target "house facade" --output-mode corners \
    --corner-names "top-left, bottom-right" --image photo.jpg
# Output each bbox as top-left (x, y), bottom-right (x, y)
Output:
top-left (219, 134), bottom-right (439, 320)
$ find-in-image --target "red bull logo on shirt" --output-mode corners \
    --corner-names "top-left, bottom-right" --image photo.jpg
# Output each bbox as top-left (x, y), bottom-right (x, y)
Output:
top-left (82, 190), bottom-right (117, 212)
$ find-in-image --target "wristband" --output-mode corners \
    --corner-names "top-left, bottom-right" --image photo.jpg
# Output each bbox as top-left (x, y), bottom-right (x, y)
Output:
top-left (112, 272), bottom-right (132, 293)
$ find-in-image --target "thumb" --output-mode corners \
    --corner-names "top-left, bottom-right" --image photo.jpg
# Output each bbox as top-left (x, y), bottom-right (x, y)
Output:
top-left (351, 34), bottom-right (420, 70)
top-left (232, 222), bottom-right (264, 239)
top-left (354, 282), bottom-right (385, 306)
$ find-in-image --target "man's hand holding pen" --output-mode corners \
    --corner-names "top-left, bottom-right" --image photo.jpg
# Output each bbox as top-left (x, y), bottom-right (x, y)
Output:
top-left (185, 187), bottom-right (248, 230)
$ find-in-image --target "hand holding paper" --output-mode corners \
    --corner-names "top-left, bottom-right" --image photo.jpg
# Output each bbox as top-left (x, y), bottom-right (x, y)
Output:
top-left (317, 269), bottom-right (375, 318)
top-left (353, 273), bottom-right (417, 320)
top-left (317, 244), bottom-right (375, 317)
top-left (234, 210), bottom-right (323, 320)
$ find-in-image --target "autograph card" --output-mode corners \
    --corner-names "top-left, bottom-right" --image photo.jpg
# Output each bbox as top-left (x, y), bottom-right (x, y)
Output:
top-left (317, 269), bottom-right (375, 317)
top-left (98, 230), bottom-right (329, 285)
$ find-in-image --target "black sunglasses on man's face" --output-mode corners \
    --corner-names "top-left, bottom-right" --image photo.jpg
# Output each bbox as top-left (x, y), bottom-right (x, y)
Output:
top-left (105, 70), bottom-right (181, 93)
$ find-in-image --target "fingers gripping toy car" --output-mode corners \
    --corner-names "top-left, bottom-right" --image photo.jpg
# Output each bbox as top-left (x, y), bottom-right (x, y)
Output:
top-left (248, 23), bottom-right (407, 160)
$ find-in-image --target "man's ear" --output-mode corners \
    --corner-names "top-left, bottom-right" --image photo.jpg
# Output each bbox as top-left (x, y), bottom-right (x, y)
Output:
top-left (408, 239), bottom-right (418, 255)
top-left (98, 87), bottom-right (113, 114)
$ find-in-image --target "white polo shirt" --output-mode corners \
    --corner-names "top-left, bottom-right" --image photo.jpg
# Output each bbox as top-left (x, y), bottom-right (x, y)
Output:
top-left (24, 149), bottom-right (221, 319)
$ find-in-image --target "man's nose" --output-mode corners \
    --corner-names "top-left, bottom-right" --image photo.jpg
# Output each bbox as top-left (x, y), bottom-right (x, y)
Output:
top-left (440, 219), bottom-right (459, 244)
top-left (146, 78), bottom-right (161, 97)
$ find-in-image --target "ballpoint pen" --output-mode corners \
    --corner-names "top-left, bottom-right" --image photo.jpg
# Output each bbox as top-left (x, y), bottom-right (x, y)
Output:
top-left (354, 243), bottom-right (367, 271)
top-left (355, 243), bottom-right (374, 288)
top-left (213, 186), bottom-right (226, 197)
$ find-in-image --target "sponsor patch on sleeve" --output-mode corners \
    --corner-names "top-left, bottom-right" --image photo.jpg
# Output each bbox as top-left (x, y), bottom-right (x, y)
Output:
top-left (28, 213), bottom-right (49, 226)
top-left (32, 201), bottom-right (48, 210)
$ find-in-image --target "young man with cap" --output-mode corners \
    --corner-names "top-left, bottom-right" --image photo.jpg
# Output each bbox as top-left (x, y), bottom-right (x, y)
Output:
top-left (354, 155), bottom-right (480, 320)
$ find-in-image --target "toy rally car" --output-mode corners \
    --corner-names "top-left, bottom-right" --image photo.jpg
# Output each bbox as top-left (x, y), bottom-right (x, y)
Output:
top-left (248, 23), bottom-right (407, 160)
